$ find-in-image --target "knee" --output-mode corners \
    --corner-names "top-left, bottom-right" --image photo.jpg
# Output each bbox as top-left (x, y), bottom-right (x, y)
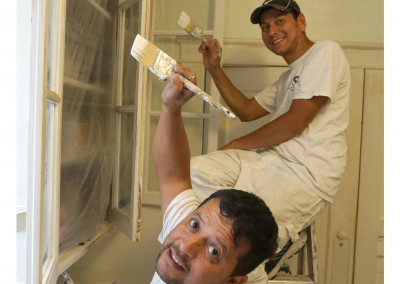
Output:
top-left (190, 155), bottom-right (205, 172)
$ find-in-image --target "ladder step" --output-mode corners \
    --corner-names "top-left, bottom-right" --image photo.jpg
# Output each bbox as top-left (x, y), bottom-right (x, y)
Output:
top-left (269, 275), bottom-right (314, 284)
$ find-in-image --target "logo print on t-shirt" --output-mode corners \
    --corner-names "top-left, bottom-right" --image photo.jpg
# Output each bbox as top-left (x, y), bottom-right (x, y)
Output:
top-left (289, 76), bottom-right (300, 91)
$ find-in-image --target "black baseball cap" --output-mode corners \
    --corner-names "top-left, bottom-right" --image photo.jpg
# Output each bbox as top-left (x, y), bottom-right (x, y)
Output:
top-left (250, 0), bottom-right (301, 24)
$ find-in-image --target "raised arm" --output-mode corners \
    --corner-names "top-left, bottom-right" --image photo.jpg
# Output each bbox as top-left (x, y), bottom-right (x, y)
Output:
top-left (152, 67), bottom-right (197, 214)
top-left (199, 39), bottom-right (269, 122)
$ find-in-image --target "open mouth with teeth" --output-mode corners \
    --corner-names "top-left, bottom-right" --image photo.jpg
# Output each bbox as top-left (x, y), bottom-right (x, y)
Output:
top-left (271, 37), bottom-right (285, 45)
top-left (166, 248), bottom-right (186, 272)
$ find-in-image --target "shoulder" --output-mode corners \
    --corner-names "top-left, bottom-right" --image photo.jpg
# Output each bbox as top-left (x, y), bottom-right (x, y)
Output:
top-left (312, 40), bottom-right (345, 58)
top-left (159, 189), bottom-right (200, 241)
top-left (305, 41), bottom-right (348, 69)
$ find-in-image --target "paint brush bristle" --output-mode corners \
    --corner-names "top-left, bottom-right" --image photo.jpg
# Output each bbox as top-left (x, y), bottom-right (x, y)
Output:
top-left (130, 34), bottom-right (235, 119)
top-left (178, 11), bottom-right (194, 33)
top-left (131, 35), bottom-right (160, 68)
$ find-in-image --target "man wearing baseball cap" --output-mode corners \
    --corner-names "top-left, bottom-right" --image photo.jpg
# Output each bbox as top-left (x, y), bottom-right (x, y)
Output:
top-left (194, 0), bottom-right (351, 282)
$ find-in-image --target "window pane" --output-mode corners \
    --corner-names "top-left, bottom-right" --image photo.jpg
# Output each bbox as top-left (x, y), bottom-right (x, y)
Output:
top-left (150, 52), bottom-right (206, 113)
top-left (60, 0), bottom-right (116, 252)
top-left (43, 101), bottom-right (56, 271)
top-left (122, 4), bottom-right (140, 105)
top-left (118, 112), bottom-right (137, 214)
top-left (146, 116), bottom-right (206, 193)
top-left (153, 0), bottom-right (214, 31)
top-left (46, 0), bottom-right (58, 92)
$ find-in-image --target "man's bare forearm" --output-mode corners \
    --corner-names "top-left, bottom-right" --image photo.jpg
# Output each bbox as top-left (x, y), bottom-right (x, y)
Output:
top-left (200, 39), bottom-right (269, 121)
top-left (221, 97), bottom-right (328, 150)
top-left (209, 67), bottom-right (254, 120)
top-left (221, 111), bottom-right (302, 150)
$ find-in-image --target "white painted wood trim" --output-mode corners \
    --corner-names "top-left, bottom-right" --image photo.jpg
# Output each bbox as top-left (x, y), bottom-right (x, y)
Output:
top-left (46, 0), bottom-right (66, 282)
top-left (206, 0), bottom-right (225, 152)
top-left (57, 222), bottom-right (112, 274)
top-left (353, 69), bottom-right (384, 284)
top-left (26, 0), bottom-right (47, 282)
top-left (149, 110), bottom-right (212, 119)
top-left (152, 30), bottom-right (214, 36)
top-left (111, 0), bottom-right (150, 242)
top-left (221, 39), bottom-right (383, 69)
top-left (110, 1), bottom-right (127, 234)
top-left (17, 205), bottom-right (28, 215)
top-left (131, 0), bottom-right (152, 241)
top-left (223, 38), bottom-right (384, 50)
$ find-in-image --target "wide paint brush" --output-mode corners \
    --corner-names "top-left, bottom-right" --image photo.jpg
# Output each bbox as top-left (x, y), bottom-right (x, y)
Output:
top-left (130, 34), bottom-right (235, 119)
top-left (178, 11), bottom-right (222, 56)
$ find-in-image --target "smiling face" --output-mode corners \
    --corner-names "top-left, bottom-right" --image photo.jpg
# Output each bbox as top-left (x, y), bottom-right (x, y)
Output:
top-left (155, 198), bottom-right (249, 284)
top-left (260, 8), bottom-right (309, 64)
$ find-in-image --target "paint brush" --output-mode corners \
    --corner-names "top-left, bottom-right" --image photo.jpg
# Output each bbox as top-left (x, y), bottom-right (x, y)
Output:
top-left (130, 34), bottom-right (235, 119)
top-left (178, 11), bottom-right (222, 57)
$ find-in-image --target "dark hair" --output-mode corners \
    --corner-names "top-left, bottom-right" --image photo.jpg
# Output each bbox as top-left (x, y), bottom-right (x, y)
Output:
top-left (289, 9), bottom-right (301, 20)
top-left (198, 189), bottom-right (278, 276)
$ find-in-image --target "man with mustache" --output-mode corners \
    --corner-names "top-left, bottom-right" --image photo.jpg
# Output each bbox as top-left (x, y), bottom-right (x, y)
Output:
top-left (150, 67), bottom-right (278, 284)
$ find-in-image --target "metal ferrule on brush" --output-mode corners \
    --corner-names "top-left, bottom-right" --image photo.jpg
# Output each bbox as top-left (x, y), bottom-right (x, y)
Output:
top-left (188, 23), bottom-right (204, 39)
top-left (151, 51), bottom-right (176, 80)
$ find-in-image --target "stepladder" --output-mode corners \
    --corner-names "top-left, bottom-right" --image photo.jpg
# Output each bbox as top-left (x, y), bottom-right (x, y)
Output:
top-left (267, 221), bottom-right (319, 284)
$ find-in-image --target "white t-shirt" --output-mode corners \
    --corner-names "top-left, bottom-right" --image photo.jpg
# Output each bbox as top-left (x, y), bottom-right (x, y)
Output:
top-left (254, 40), bottom-right (350, 202)
top-left (151, 190), bottom-right (200, 284)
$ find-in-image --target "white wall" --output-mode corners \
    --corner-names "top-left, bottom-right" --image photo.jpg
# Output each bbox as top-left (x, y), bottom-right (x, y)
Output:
top-left (17, 0), bottom-right (32, 282)
top-left (224, 0), bottom-right (383, 44)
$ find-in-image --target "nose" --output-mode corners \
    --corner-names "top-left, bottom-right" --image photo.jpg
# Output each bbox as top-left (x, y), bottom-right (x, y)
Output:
top-left (179, 236), bottom-right (203, 259)
top-left (268, 24), bottom-right (279, 36)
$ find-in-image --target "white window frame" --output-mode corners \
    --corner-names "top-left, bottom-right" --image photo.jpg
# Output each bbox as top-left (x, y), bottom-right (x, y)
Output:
top-left (142, 0), bottom-right (226, 205)
top-left (110, 0), bottom-right (226, 240)
top-left (110, 0), bottom-right (150, 241)
top-left (26, 0), bottom-right (66, 283)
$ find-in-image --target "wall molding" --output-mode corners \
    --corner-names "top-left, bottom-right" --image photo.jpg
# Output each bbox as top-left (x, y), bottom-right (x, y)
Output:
top-left (221, 38), bottom-right (384, 69)
top-left (223, 38), bottom-right (384, 50)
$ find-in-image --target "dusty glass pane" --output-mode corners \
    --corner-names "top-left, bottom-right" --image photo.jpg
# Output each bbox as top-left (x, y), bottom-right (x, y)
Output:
top-left (118, 112), bottom-right (137, 214)
top-left (60, 0), bottom-right (116, 252)
top-left (150, 55), bottom-right (206, 113)
top-left (43, 101), bottom-right (55, 270)
top-left (122, 4), bottom-right (140, 106)
top-left (146, 116), bottom-right (206, 193)
top-left (46, 0), bottom-right (58, 92)
top-left (153, 0), bottom-right (214, 31)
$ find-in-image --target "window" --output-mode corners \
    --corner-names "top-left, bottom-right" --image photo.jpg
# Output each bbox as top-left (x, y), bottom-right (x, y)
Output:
top-left (143, 0), bottom-right (225, 205)
top-left (24, 1), bottom-right (225, 282)
top-left (26, 0), bottom-right (65, 282)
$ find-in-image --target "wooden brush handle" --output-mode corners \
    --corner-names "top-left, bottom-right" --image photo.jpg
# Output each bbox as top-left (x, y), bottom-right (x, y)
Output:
top-left (177, 75), bottom-right (236, 119)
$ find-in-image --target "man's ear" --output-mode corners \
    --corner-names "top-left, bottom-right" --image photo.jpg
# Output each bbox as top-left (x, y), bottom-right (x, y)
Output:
top-left (227, 275), bottom-right (248, 284)
top-left (297, 13), bottom-right (306, 32)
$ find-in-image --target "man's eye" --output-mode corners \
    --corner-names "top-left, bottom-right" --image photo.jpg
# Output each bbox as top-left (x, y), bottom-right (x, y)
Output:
top-left (208, 245), bottom-right (219, 257)
top-left (276, 19), bottom-right (284, 25)
top-left (190, 219), bottom-right (199, 229)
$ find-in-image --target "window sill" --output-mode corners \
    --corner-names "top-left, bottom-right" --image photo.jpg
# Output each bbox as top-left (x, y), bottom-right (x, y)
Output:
top-left (57, 221), bottom-right (112, 274)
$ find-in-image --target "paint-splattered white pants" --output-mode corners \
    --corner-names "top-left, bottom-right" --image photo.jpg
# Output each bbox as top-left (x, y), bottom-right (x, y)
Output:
top-left (190, 149), bottom-right (327, 283)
